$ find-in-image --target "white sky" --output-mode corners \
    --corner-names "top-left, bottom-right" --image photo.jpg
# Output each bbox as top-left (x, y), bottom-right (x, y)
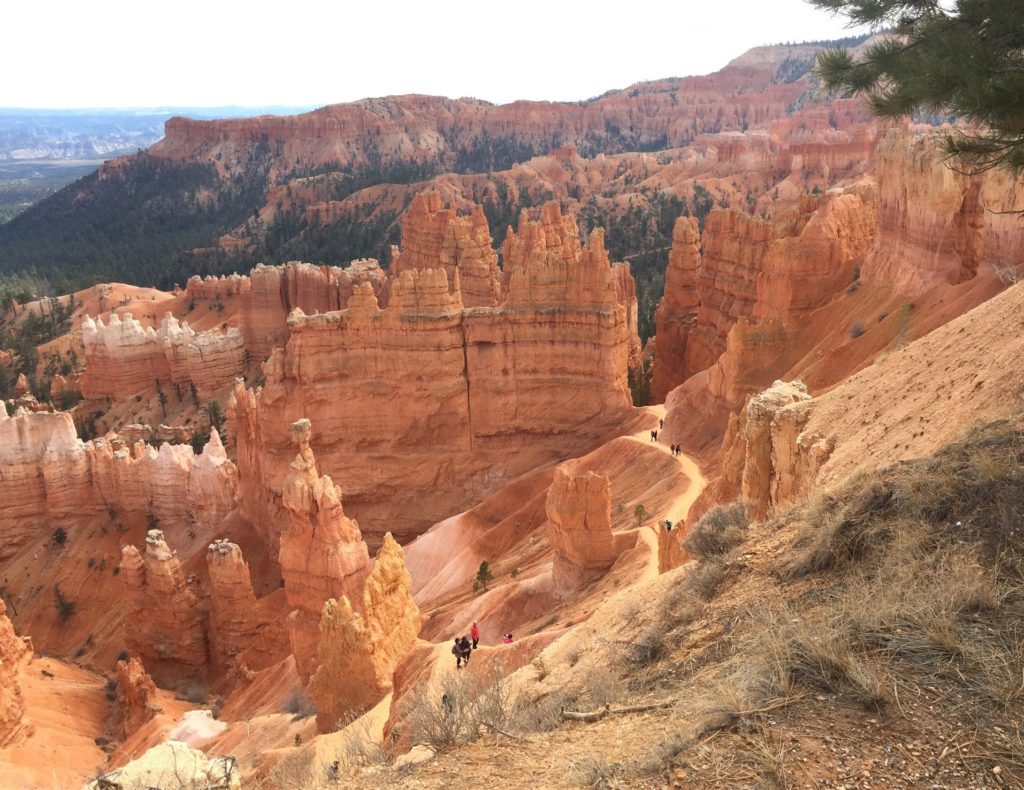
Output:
top-left (1, 0), bottom-right (865, 109)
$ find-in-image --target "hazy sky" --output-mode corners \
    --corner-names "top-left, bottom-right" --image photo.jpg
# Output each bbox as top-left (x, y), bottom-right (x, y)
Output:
top-left (2, 0), bottom-right (866, 109)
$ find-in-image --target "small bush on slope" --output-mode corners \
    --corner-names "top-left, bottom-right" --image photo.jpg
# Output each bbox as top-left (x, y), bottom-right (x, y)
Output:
top-left (683, 500), bottom-right (750, 559)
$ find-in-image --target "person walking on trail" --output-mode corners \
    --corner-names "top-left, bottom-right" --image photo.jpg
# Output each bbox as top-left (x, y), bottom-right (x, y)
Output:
top-left (470, 621), bottom-right (481, 649)
top-left (502, 633), bottom-right (514, 644)
top-left (453, 636), bottom-right (472, 669)
top-left (659, 418), bottom-right (664, 430)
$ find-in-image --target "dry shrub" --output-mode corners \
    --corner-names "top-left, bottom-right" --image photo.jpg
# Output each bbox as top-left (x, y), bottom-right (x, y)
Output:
top-left (747, 604), bottom-right (889, 710)
top-left (282, 687), bottom-right (316, 720)
top-left (405, 673), bottom-right (482, 753)
top-left (405, 670), bottom-right (520, 752)
top-left (515, 690), bottom-right (574, 732)
top-left (684, 559), bottom-right (727, 602)
top-left (684, 500), bottom-right (750, 559)
top-left (570, 752), bottom-right (623, 788)
top-left (622, 626), bottom-right (667, 669)
top-left (580, 665), bottom-right (624, 710)
top-left (266, 747), bottom-right (315, 790)
top-left (334, 717), bottom-right (388, 773)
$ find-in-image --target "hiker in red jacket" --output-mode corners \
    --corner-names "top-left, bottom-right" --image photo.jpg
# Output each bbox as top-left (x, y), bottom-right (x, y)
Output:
top-left (470, 621), bottom-right (481, 649)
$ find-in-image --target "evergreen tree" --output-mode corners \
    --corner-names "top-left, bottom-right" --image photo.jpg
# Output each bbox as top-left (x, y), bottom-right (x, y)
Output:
top-left (811, 0), bottom-right (1024, 174)
top-left (473, 561), bottom-right (494, 592)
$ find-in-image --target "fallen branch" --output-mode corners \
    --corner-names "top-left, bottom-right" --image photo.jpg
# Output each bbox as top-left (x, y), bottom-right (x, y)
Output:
top-left (561, 700), bottom-right (675, 722)
top-left (480, 721), bottom-right (525, 741)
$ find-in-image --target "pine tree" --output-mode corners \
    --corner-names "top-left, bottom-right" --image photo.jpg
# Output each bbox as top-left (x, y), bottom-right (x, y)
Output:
top-left (474, 561), bottom-right (494, 592)
top-left (810, 0), bottom-right (1024, 174)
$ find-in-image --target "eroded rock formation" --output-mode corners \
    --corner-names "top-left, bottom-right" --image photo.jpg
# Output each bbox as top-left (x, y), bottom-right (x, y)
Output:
top-left (120, 530), bottom-right (207, 677)
top-left (0, 410), bottom-right (94, 562)
top-left (714, 380), bottom-right (824, 520)
top-left (0, 409), bottom-right (237, 563)
top-left (390, 193), bottom-right (501, 307)
top-left (91, 431), bottom-right (237, 531)
top-left (230, 199), bottom-right (636, 548)
top-left (864, 131), bottom-right (1024, 294)
top-left (545, 464), bottom-right (618, 592)
top-left (653, 191), bottom-right (878, 402)
top-left (0, 600), bottom-right (31, 747)
top-left (81, 313), bottom-right (245, 401)
top-left (187, 259), bottom-right (389, 360)
top-left (280, 419), bottom-right (371, 680)
top-left (114, 657), bottom-right (162, 739)
top-left (651, 217), bottom-right (701, 401)
top-left (206, 539), bottom-right (268, 675)
top-left (308, 533), bottom-right (420, 731)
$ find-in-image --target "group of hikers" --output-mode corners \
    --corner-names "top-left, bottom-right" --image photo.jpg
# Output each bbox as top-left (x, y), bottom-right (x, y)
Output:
top-left (452, 621), bottom-right (515, 668)
top-left (651, 419), bottom-right (684, 457)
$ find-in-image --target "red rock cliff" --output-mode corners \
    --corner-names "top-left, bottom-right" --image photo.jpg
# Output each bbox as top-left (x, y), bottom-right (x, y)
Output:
top-left (229, 198), bottom-right (636, 549)
top-left (863, 130), bottom-right (1024, 294)
top-left (0, 600), bottom-right (31, 747)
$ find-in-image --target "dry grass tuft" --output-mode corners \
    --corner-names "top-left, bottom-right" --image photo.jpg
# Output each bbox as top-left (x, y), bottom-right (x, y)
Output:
top-left (786, 420), bottom-right (1024, 579)
top-left (570, 752), bottom-right (624, 788)
top-left (684, 500), bottom-right (751, 559)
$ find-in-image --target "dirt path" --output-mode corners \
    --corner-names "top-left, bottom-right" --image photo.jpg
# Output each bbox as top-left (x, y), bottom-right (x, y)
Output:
top-left (623, 405), bottom-right (707, 580)
top-left (628, 404), bottom-right (707, 526)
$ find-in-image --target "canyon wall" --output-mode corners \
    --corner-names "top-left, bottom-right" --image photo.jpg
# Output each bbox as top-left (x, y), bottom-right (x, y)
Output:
top-left (0, 408), bottom-right (237, 562)
top-left (81, 313), bottom-right (245, 401)
top-left (143, 43), bottom-right (874, 178)
top-left (656, 129), bottom-right (1018, 470)
top-left (863, 130), bottom-right (1024, 293)
top-left (79, 260), bottom-right (391, 406)
top-left (652, 187), bottom-right (878, 405)
top-left (231, 200), bottom-right (637, 549)
top-left (708, 280), bottom-right (1024, 520)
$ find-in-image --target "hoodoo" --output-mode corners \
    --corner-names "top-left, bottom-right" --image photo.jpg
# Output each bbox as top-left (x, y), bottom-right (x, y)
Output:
top-left (230, 197), bottom-right (638, 547)
top-left (545, 465), bottom-right (619, 592)
top-left (279, 418), bottom-right (371, 681)
top-left (120, 530), bottom-right (207, 680)
top-left (308, 533), bottom-right (420, 731)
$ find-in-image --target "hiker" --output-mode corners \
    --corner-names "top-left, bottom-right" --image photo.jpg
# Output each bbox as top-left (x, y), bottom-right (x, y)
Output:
top-left (650, 430), bottom-right (656, 442)
top-left (665, 519), bottom-right (673, 532)
top-left (452, 637), bottom-right (465, 669)
top-left (459, 635), bottom-right (472, 665)
top-left (502, 633), bottom-right (514, 644)
top-left (659, 418), bottom-right (664, 430)
top-left (470, 621), bottom-right (480, 649)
